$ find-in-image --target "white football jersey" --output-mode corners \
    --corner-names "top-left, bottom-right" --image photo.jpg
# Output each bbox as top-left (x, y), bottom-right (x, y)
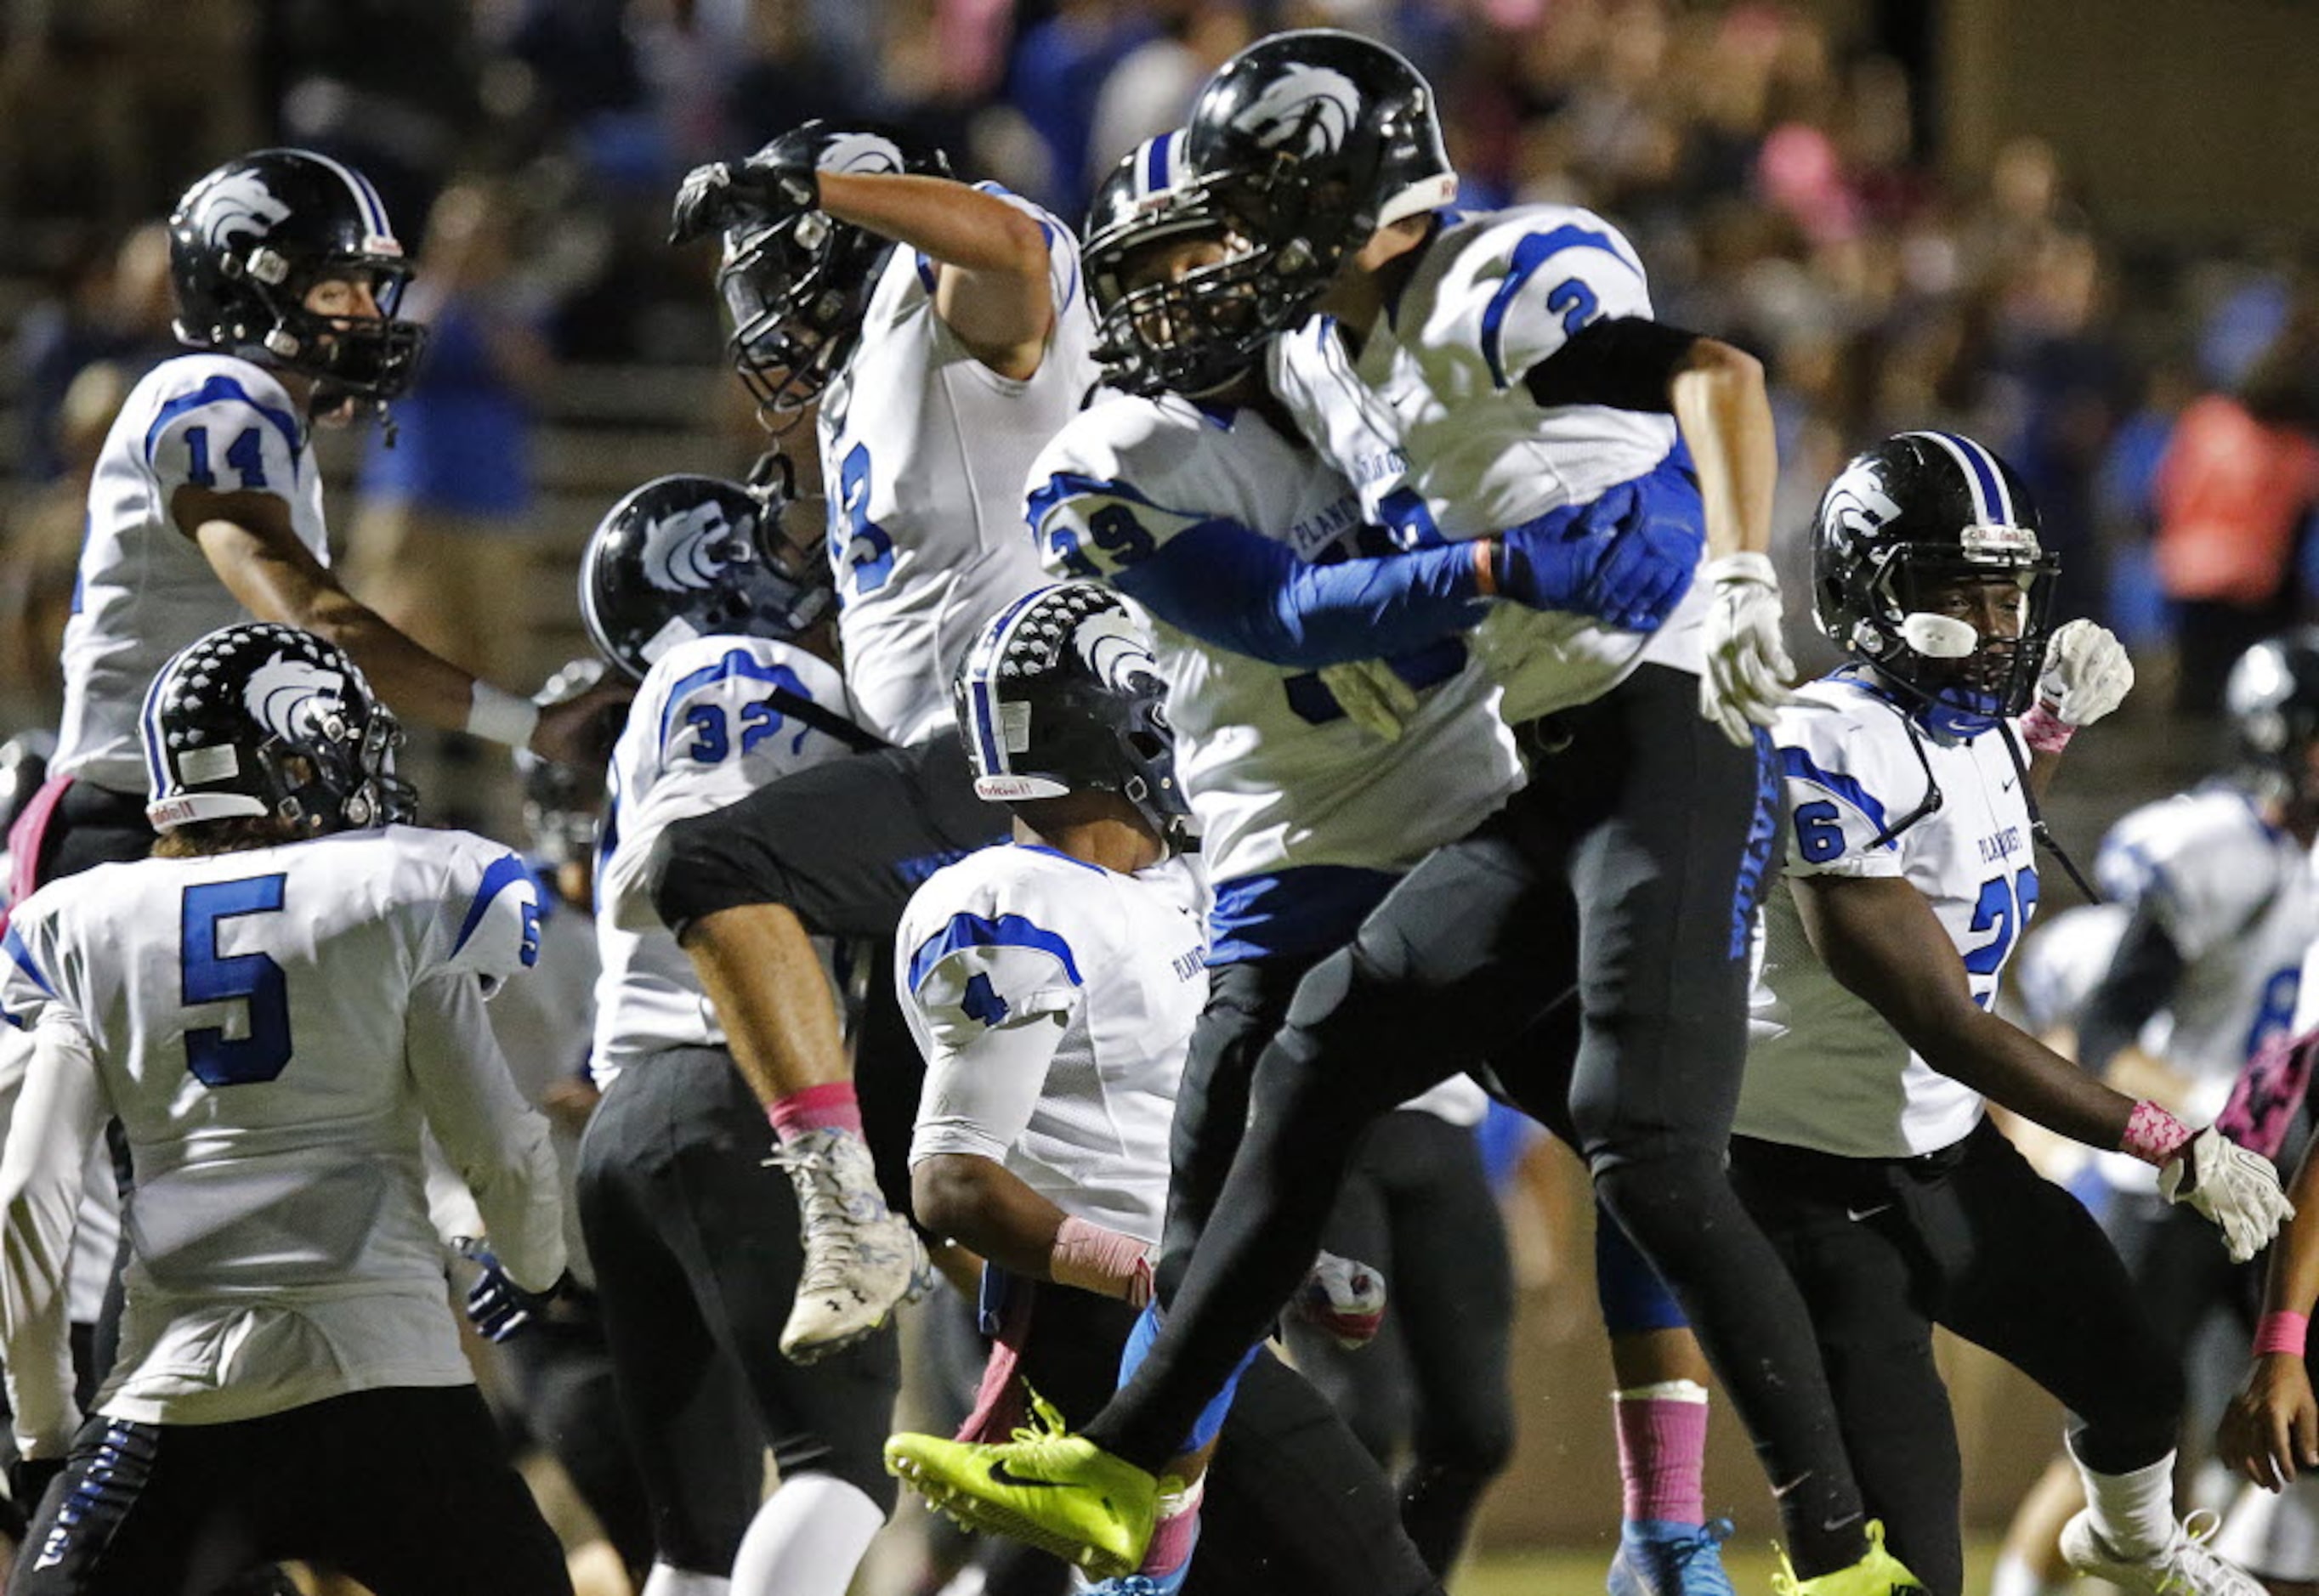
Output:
top-left (1025, 392), bottom-right (1522, 952)
top-left (593, 635), bottom-right (859, 1084)
top-left (481, 876), bottom-right (599, 1285)
top-left (56, 354), bottom-right (329, 794)
top-left (899, 845), bottom-right (1208, 1243)
top-left (2011, 902), bottom-right (2129, 1038)
top-left (0, 825), bottom-right (558, 1425)
top-left (1268, 207), bottom-right (1708, 724)
top-left (819, 189), bottom-right (1100, 747)
top-left (1738, 675), bottom-right (2038, 1157)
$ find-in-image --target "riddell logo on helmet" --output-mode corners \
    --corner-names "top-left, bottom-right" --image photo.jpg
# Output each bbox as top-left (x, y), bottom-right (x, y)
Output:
top-left (1233, 65), bottom-right (1363, 156)
top-left (199, 170), bottom-right (292, 249)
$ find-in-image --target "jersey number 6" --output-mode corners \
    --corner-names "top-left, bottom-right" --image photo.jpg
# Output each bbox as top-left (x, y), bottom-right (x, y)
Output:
top-left (180, 874), bottom-right (294, 1086)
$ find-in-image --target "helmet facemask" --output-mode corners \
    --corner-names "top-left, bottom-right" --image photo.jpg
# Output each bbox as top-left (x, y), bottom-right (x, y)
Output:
top-left (1848, 532), bottom-right (2057, 739)
top-left (1088, 201), bottom-right (1271, 399)
top-left (719, 214), bottom-right (882, 425)
top-left (200, 243), bottom-right (428, 405)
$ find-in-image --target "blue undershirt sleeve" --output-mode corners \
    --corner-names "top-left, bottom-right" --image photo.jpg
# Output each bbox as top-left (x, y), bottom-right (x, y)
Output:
top-left (1108, 517), bottom-right (1485, 669)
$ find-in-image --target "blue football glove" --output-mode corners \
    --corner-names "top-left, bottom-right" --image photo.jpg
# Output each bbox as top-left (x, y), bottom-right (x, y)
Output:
top-left (1580, 503), bottom-right (1702, 631)
top-left (456, 1239), bottom-right (564, 1344)
top-left (1494, 485), bottom-right (1636, 612)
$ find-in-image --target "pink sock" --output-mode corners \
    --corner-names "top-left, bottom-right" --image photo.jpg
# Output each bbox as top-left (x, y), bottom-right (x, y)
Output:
top-left (767, 1081), bottom-right (863, 1143)
top-left (1138, 1478), bottom-right (1204, 1576)
top-left (1614, 1384), bottom-right (1709, 1524)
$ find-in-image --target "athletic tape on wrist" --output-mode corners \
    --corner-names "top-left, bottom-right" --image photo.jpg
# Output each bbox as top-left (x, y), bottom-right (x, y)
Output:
top-left (2255, 1310), bottom-right (2310, 1359)
top-left (2122, 1101), bottom-right (2194, 1167)
top-left (466, 682), bottom-right (541, 749)
top-left (2020, 701), bottom-right (2075, 754)
top-left (1051, 1216), bottom-right (1154, 1306)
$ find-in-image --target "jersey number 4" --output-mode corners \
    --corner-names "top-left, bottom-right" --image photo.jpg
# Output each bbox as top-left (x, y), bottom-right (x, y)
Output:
top-left (180, 874), bottom-right (292, 1086)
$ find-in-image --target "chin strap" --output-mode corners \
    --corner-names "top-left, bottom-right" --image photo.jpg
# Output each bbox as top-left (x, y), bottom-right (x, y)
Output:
top-left (1994, 720), bottom-right (2100, 903)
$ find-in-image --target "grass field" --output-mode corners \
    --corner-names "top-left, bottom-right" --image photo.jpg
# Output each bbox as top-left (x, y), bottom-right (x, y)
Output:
top-left (1453, 1537), bottom-right (2000, 1594)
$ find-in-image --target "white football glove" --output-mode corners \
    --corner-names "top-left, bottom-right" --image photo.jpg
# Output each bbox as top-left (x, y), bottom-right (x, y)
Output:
top-left (2160, 1125), bottom-right (2295, 1264)
top-left (2036, 618), bottom-right (2134, 727)
top-left (1698, 552), bottom-right (1798, 747)
top-left (1318, 659), bottom-right (1420, 742)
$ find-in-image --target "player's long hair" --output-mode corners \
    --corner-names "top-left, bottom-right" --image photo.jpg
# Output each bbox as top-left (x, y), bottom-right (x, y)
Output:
top-left (153, 813), bottom-right (306, 858)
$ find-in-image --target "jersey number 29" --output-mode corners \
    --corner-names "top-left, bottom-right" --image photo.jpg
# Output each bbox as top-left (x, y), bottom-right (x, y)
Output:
top-left (180, 874), bottom-right (292, 1086)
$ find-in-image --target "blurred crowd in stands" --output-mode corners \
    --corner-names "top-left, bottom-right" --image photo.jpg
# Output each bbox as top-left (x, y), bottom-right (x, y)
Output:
top-left (7, 0), bottom-right (2319, 759)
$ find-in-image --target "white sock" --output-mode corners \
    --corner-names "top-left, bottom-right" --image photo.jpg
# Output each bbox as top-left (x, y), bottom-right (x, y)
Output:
top-left (641, 1565), bottom-right (733, 1596)
top-left (2069, 1436), bottom-right (2178, 1560)
top-left (729, 1472), bottom-right (887, 1596)
top-left (1987, 1550), bottom-right (2068, 1596)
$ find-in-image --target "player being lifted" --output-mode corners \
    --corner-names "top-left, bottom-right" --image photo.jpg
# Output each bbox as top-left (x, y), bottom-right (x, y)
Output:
top-left (943, 130), bottom-right (1732, 1593)
top-left (1728, 432), bottom-right (2278, 1596)
top-left (887, 31), bottom-right (1908, 1593)
top-left (644, 123), bottom-right (1098, 1357)
top-left (575, 474), bottom-right (912, 1596)
top-left (0, 622), bottom-right (571, 1595)
top-left (899, 582), bottom-right (1447, 1596)
top-left (19, 150), bottom-right (621, 900)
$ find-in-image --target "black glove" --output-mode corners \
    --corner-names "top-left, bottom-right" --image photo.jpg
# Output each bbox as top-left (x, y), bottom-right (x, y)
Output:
top-left (456, 1239), bottom-right (567, 1343)
top-left (668, 155), bottom-right (821, 246)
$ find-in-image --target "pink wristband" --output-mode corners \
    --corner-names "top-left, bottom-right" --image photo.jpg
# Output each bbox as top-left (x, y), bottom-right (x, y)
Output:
top-left (2122, 1100), bottom-right (2195, 1166)
top-left (1050, 1216), bottom-right (1155, 1307)
top-left (2255, 1311), bottom-right (2310, 1359)
top-left (2020, 701), bottom-right (2075, 754)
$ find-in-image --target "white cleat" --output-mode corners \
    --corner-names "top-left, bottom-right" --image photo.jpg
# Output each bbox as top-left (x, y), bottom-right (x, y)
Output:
top-left (2060, 1508), bottom-right (2265, 1596)
top-left (769, 1126), bottom-right (933, 1362)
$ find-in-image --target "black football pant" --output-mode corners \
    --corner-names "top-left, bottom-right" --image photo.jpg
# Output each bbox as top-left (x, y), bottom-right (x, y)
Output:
top-left (10, 1388), bottom-right (570, 1596)
top-left (1281, 1109), bottom-right (1516, 1576)
top-left (1086, 664), bottom-right (1869, 1571)
top-left (1728, 1121), bottom-right (2184, 1596)
top-left (575, 1047), bottom-right (899, 1574)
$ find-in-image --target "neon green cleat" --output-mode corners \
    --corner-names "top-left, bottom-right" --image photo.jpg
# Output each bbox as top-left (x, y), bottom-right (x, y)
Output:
top-left (1771, 1520), bottom-right (1928, 1596)
top-left (883, 1394), bottom-right (1159, 1580)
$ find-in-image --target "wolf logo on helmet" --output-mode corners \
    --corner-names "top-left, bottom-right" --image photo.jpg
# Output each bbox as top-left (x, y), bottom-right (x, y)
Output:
top-left (1232, 65), bottom-right (1364, 157)
top-left (243, 652), bottom-right (351, 745)
top-left (196, 169), bottom-right (292, 252)
top-left (1821, 460), bottom-right (1903, 546)
top-left (640, 499), bottom-right (751, 594)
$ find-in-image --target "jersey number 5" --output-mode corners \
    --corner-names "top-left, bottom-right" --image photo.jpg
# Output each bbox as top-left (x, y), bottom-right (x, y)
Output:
top-left (180, 874), bottom-right (293, 1086)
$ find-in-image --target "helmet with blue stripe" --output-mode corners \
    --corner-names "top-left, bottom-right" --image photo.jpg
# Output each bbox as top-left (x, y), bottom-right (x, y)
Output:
top-left (1083, 130), bottom-right (1261, 398)
top-left (952, 583), bottom-right (1190, 844)
top-left (1812, 430), bottom-right (2059, 738)
top-left (167, 148), bottom-right (428, 405)
top-left (142, 622), bottom-right (413, 835)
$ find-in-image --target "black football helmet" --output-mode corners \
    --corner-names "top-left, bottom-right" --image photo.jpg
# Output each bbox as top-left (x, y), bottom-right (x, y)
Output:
top-left (2226, 630), bottom-right (2319, 812)
top-left (1084, 130), bottom-right (1263, 398)
top-left (167, 149), bottom-right (428, 405)
top-left (1175, 29), bottom-right (1458, 340)
top-left (953, 583), bottom-right (1191, 845)
top-left (580, 472), bottom-right (833, 682)
top-left (142, 622), bottom-right (414, 835)
top-left (1813, 431), bottom-right (2059, 739)
top-left (717, 123), bottom-right (950, 421)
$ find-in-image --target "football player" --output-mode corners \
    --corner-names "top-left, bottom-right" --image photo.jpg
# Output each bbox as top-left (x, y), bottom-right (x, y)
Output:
top-left (916, 131), bottom-right (1729, 1593)
top-left (894, 581), bottom-right (1443, 1596)
top-left (575, 475), bottom-right (914, 1596)
top-left (0, 622), bottom-right (570, 1595)
top-left (877, 33), bottom-right (1897, 1593)
top-left (1729, 433), bottom-right (2276, 1596)
top-left (18, 150), bottom-right (622, 903)
top-left (2004, 630), bottom-right (2319, 1596)
top-left (641, 123), bottom-right (1097, 1358)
